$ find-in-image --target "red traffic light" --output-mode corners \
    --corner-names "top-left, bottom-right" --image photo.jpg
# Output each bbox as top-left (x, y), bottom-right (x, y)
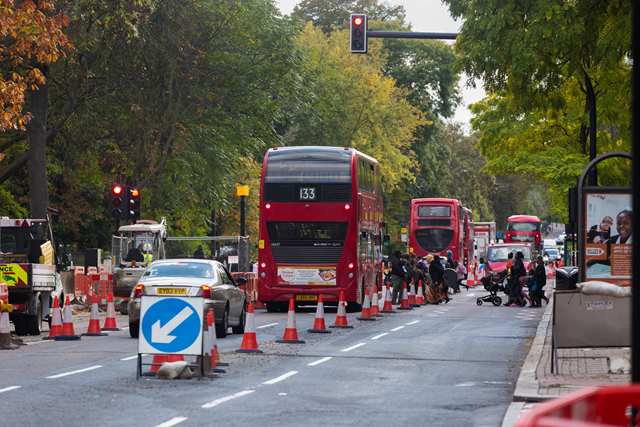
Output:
top-left (113, 185), bottom-right (123, 195)
top-left (131, 188), bottom-right (140, 197)
top-left (354, 17), bottom-right (362, 26)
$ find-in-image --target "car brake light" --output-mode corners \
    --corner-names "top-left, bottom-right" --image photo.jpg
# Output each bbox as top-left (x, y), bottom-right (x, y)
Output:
top-left (133, 284), bottom-right (144, 299)
top-left (201, 285), bottom-right (211, 298)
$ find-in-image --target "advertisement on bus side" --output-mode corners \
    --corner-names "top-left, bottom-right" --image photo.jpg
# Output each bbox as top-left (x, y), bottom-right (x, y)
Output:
top-left (277, 266), bottom-right (338, 286)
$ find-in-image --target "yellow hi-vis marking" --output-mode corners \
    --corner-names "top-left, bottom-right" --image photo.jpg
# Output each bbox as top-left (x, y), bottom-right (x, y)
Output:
top-left (1, 264), bottom-right (28, 287)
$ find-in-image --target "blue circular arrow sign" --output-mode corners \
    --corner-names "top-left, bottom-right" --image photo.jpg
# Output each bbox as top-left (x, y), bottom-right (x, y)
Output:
top-left (141, 298), bottom-right (201, 353)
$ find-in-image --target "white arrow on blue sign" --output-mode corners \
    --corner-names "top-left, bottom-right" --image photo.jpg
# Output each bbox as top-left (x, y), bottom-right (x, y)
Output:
top-left (138, 296), bottom-right (204, 356)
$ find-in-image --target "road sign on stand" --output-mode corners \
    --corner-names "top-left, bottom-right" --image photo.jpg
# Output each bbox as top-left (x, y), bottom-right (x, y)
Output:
top-left (138, 296), bottom-right (204, 356)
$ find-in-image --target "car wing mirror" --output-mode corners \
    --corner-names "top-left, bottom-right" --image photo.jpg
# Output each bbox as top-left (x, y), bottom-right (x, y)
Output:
top-left (236, 277), bottom-right (247, 286)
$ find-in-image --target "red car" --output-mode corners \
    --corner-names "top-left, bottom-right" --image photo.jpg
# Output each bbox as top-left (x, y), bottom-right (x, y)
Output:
top-left (485, 243), bottom-right (534, 275)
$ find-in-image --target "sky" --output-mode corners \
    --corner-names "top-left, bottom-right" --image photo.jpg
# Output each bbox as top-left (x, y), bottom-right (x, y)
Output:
top-left (274, 0), bottom-right (487, 126)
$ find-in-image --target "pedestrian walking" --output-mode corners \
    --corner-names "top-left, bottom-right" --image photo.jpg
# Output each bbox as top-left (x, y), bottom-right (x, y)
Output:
top-left (534, 256), bottom-right (549, 305)
top-left (429, 255), bottom-right (449, 304)
top-left (390, 250), bottom-right (407, 304)
top-left (412, 262), bottom-right (427, 298)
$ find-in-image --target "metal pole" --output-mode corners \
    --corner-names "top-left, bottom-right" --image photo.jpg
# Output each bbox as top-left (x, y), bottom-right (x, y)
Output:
top-left (584, 71), bottom-right (597, 186)
top-left (240, 195), bottom-right (246, 237)
top-left (632, 2), bottom-right (639, 384)
top-left (367, 31), bottom-right (458, 40)
top-left (454, 170), bottom-right (457, 199)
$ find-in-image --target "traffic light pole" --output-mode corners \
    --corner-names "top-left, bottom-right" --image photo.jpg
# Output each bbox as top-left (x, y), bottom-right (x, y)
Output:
top-left (366, 31), bottom-right (458, 40)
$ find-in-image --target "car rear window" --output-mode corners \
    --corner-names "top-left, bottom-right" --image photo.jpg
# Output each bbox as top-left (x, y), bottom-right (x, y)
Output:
top-left (143, 262), bottom-right (214, 279)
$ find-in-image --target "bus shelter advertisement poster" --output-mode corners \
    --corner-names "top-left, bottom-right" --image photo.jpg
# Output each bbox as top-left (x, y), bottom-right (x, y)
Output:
top-left (585, 193), bottom-right (632, 286)
top-left (277, 266), bottom-right (337, 286)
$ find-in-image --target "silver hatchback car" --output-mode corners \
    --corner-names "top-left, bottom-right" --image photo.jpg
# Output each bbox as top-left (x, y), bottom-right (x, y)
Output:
top-left (127, 259), bottom-right (246, 339)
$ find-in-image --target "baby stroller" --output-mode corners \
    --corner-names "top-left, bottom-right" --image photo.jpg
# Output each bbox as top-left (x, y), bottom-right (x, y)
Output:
top-left (476, 270), bottom-right (508, 307)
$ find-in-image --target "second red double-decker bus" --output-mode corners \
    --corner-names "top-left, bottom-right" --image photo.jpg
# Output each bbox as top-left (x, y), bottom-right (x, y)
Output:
top-left (257, 146), bottom-right (384, 311)
top-left (409, 198), bottom-right (468, 264)
top-left (505, 215), bottom-right (542, 253)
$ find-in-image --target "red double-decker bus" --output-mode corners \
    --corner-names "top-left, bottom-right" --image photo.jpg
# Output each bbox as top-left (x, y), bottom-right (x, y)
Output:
top-left (257, 147), bottom-right (384, 311)
top-left (506, 215), bottom-right (542, 253)
top-left (409, 198), bottom-right (468, 264)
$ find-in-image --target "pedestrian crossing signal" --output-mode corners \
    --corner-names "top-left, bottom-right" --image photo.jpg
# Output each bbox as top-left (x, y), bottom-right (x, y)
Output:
top-left (350, 14), bottom-right (367, 54)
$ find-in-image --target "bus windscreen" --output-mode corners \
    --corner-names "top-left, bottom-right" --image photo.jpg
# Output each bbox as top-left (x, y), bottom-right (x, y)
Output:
top-left (266, 222), bottom-right (349, 241)
top-left (413, 228), bottom-right (454, 252)
top-left (264, 149), bottom-right (352, 183)
top-left (507, 222), bottom-right (540, 232)
top-left (418, 206), bottom-right (451, 217)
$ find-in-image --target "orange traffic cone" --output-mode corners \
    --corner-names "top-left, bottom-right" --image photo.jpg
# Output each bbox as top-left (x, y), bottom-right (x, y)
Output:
top-left (102, 292), bottom-right (120, 331)
top-left (82, 295), bottom-right (108, 336)
top-left (370, 288), bottom-right (382, 317)
top-left (409, 281), bottom-right (421, 307)
top-left (55, 296), bottom-right (81, 340)
top-left (276, 298), bottom-right (305, 343)
top-left (43, 296), bottom-right (62, 340)
top-left (397, 284), bottom-right (413, 310)
top-left (408, 280), bottom-right (417, 305)
top-left (416, 280), bottom-right (426, 305)
top-left (381, 284), bottom-right (395, 313)
top-left (236, 303), bottom-right (263, 353)
top-left (209, 308), bottom-right (228, 366)
top-left (357, 288), bottom-right (377, 321)
top-left (308, 295), bottom-right (331, 333)
top-left (466, 269), bottom-right (475, 287)
top-left (330, 290), bottom-right (353, 329)
top-left (0, 309), bottom-right (17, 349)
top-left (201, 311), bottom-right (225, 374)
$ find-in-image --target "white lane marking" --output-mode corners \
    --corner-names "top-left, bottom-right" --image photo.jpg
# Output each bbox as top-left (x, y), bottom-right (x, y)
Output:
top-left (120, 354), bottom-right (147, 361)
top-left (263, 371), bottom-right (298, 384)
top-left (371, 333), bottom-right (389, 340)
top-left (0, 386), bottom-right (20, 394)
top-left (256, 323), bottom-right (278, 329)
top-left (121, 327), bottom-right (130, 330)
top-left (202, 390), bottom-right (255, 408)
top-left (467, 293), bottom-right (476, 297)
top-left (47, 365), bottom-right (103, 379)
top-left (154, 417), bottom-right (188, 427)
top-left (279, 393), bottom-right (287, 395)
top-left (341, 343), bottom-right (366, 352)
top-left (483, 381), bottom-right (512, 385)
top-left (456, 382), bottom-right (476, 387)
top-left (406, 320), bottom-right (420, 325)
top-left (308, 357), bottom-right (332, 366)
top-left (390, 326), bottom-right (405, 331)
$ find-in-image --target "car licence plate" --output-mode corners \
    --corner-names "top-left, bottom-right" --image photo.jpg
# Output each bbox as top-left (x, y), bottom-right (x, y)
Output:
top-left (157, 288), bottom-right (187, 295)
top-left (295, 295), bottom-right (317, 301)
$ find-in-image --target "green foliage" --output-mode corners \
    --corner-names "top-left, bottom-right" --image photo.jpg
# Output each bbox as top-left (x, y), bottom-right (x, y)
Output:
top-left (292, 0), bottom-right (405, 33)
top-left (444, 0), bottom-right (632, 220)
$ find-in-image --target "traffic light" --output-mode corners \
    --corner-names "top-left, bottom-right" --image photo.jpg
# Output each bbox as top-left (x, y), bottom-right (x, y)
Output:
top-left (129, 186), bottom-right (141, 220)
top-left (350, 14), bottom-right (367, 53)
top-left (110, 184), bottom-right (127, 219)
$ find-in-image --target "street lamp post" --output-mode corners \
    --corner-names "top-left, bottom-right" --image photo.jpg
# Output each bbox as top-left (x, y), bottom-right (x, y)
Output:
top-left (237, 185), bottom-right (249, 237)
top-left (453, 169), bottom-right (468, 199)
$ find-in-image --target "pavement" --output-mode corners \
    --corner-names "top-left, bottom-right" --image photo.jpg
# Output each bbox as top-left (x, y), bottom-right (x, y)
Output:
top-left (501, 283), bottom-right (632, 427)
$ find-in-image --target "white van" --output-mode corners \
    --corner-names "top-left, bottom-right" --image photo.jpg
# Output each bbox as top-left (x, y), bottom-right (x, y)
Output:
top-left (543, 238), bottom-right (556, 250)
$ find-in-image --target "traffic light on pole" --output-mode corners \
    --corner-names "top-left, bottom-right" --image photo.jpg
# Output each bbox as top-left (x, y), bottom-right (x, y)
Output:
top-left (110, 184), bottom-right (127, 219)
top-left (129, 187), bottom-right (141, 220)
top-left (350, 14), bottom-right (367, 54)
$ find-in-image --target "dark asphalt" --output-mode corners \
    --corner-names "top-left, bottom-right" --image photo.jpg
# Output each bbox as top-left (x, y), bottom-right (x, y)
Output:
top-left (0, 288), bottom-right (544, 427)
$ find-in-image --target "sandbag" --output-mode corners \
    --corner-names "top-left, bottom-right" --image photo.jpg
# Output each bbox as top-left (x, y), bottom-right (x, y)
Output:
top-left (155, 361), bottom-right (193, 379)
top-left (576, 281), bottom-right (632, 298)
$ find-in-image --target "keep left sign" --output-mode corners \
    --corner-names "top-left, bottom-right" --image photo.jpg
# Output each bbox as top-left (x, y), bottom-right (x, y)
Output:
top-left (138, 296), bottom-right (203, 356)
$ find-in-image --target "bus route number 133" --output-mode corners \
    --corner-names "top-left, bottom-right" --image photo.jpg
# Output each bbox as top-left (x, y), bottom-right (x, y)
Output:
top-left (300, 187), bottom-right (316, 201)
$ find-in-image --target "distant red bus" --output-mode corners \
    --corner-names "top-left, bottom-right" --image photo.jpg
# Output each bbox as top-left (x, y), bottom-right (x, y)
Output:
top-left (506, 215), bottom-right (542, 253)
top-left (257, 146), bottom-right (384, 311)
top-left (409, 198), bottom-right (468, 264)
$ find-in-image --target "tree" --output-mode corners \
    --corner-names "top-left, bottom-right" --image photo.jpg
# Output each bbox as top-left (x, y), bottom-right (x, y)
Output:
top-left (285, 24), bottom-right (425, 194)
top-left (444, 0), bottom-right (632, 220)
top-left (292, 0), bottom-right (405, 33)
top-left (0, 0), bottom-right (72, 218)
